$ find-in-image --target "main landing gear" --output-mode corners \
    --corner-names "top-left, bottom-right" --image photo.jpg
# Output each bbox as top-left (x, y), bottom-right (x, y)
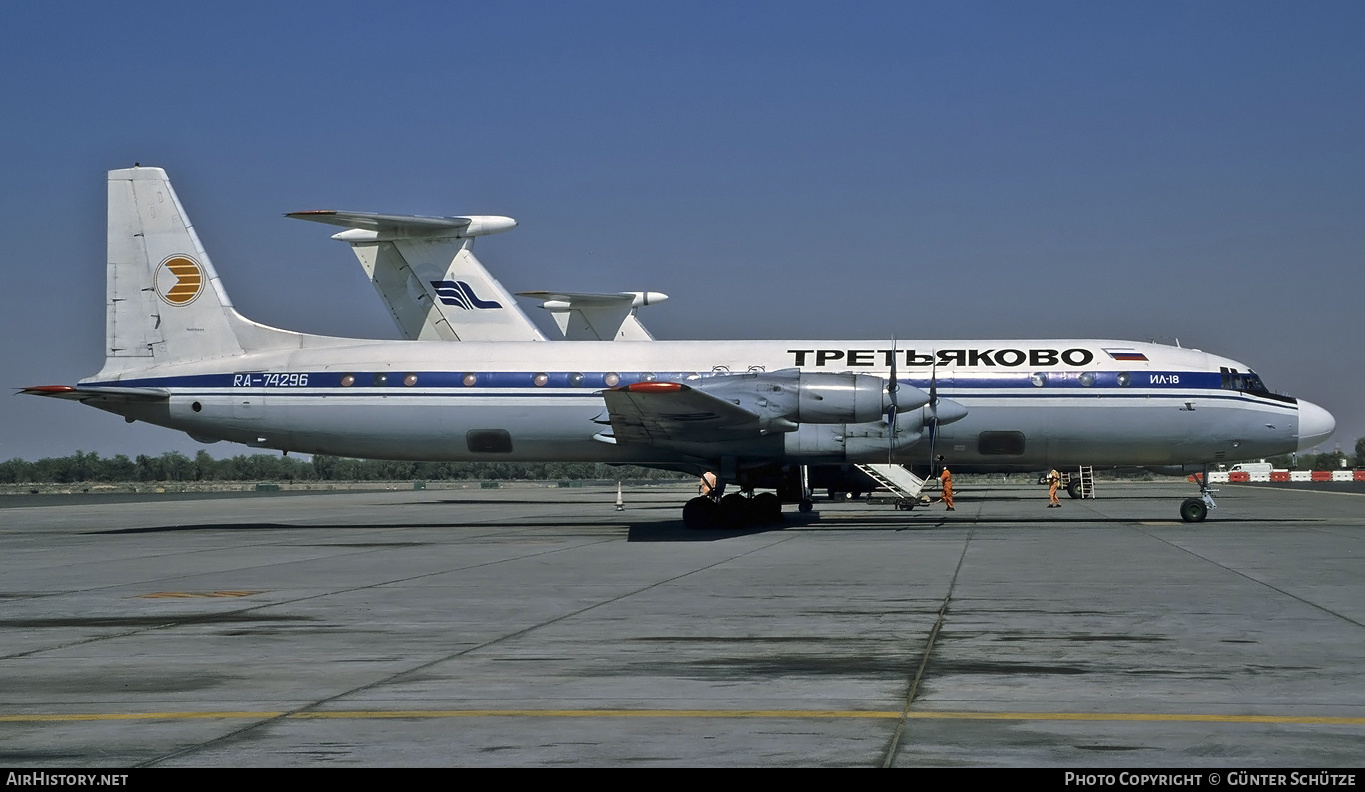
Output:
top-left (1066, 478), bottom-right (1084, 500)
top-left (683, 491), bottom-right (785, 530)
top-left (683, 466), bottom-right (808, 530)
top-left (1179, 464), bottom-right (1217, 523)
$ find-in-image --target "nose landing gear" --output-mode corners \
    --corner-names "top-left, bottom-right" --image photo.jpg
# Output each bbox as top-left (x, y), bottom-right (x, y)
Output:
top-left (1180, 465), bottom-right (1217, 523)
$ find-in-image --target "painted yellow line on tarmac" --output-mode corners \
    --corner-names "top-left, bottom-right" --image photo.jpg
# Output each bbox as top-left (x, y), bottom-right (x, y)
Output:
top-left (2, 710), bottom-right (1362, 725)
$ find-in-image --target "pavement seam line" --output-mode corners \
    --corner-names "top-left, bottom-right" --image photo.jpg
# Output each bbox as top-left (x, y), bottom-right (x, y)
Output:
top-left (880, 520), bottom-right (976, 767)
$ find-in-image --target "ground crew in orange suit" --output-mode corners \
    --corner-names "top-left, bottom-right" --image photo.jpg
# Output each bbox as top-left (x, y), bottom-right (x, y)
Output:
top-left (1047, 469), bottom-right (1062, 508)
top-left (939, 465), bottom-right (955, 511)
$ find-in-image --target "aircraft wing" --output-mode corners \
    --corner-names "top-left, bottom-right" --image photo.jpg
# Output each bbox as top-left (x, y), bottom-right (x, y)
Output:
top-left (600, 382), bottom-right (761, 443)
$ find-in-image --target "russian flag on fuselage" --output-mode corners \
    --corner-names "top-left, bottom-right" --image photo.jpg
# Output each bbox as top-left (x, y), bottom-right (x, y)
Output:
top-left (1103, 348), bottom-right (1149, 362)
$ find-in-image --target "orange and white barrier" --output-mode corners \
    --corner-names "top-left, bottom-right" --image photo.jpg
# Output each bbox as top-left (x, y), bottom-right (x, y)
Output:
top-left (1212, 469), bottom-right (1363, 484)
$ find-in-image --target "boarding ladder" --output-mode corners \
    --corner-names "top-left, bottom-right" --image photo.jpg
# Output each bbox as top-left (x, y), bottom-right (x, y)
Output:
top-left (857, 464), bottom-right (928, 510)
top-left (1076, 465), bottom-right (1095, 499)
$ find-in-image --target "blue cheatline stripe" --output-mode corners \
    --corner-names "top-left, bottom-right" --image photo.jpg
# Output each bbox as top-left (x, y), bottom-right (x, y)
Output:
top-left (80, 388), bottom-right (1298, 413)
top-left (81, 370), bottom-right (1296, 408)
top-left (94, 370), bottom-right (1228, 391)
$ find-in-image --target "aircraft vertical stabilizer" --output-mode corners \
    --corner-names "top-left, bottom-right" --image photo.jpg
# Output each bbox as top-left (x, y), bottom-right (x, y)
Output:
top-left (102, 167), bottom-right (244, 375)
top-left (287, 210), bottom-right (545, 342)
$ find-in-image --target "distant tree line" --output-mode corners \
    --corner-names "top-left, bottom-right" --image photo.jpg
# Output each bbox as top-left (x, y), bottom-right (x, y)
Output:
top-left (0, 450), bottom-right (688, 484)
top-left (1267, 446), bottom-right (1361, 472)
top-left (4, 440), bottom-right (1361, 485)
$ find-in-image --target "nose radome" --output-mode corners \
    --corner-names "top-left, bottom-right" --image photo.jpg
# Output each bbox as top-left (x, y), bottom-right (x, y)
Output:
top-left (1296, 400), bottom-right (1336, 452)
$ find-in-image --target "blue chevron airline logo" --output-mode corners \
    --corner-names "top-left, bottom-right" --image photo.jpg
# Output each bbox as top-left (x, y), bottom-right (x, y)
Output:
top-left (430, 280), bottom-right (502, 309)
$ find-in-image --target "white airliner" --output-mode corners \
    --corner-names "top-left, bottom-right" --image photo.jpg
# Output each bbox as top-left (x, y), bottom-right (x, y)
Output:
top-left (25, 167), bottom-right (1336, 526)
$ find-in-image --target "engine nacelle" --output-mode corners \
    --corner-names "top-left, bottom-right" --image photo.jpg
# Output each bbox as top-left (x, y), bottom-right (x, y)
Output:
top-left (692, 368), bottom-right (929, 429)
top-left (783, 413), bottom-right (927, 462)
top-left (795, 371), bottom-right (892, 424)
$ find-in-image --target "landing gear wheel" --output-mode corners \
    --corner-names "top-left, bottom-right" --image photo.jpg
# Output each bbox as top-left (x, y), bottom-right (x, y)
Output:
top-left (751, 492), bottom-right (782, 524)
top-left (1066, 479), bottom-right (1083, 499)
top-left (896, 499), bottom-right (915, 511)
top-left (1179, 498), bottom-right (1208, 523)
top-left (798, 498), bottom-right (814, 513)
top-left (719, 493), bottom-right (752, 528)
top-left (683, 497), bottom-right (718, 530)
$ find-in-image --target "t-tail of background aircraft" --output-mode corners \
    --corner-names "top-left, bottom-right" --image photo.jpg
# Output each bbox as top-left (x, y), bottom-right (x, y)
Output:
top-left (287, 209), bottom-right (666, 342)
top-left (24, 167), bottom-right (1337, 526)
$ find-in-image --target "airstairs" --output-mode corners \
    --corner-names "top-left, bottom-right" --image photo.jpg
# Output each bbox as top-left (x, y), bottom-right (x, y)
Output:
top-left (1075, 465), bottom-right (1095, 499)
top-left (857, 464), bottom-right (929, 510)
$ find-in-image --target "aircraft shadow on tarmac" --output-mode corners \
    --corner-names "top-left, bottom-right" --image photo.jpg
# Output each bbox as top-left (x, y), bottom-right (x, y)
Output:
top-left (88, 522), bottom-right (475, 535)
top-left (90, 522), bottom-right (318, 534)
top-left (627, 510), bottom-right (1322, 538)
top-left (86, 508), bottom-right (1318, 537)
top-left (624, 520), bottom-right (793, 542)
top-left (423, 497), bottom-right (624, 506)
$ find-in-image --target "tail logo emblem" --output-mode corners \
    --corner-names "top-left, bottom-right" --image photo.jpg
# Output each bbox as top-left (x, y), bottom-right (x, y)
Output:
top-left (154, 256), bottom-right (204, 305)
top-left (430, 280), bottom-right (501, 309)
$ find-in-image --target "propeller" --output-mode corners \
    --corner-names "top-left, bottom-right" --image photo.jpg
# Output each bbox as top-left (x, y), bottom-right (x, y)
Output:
top-left (925, 357), bottom-right (940, 477)
top-left (885, 340), bottom-right (900, 462)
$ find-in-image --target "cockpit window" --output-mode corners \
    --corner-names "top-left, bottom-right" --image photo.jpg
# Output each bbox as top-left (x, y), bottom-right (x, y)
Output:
top-left (1220, 366), bottom-right (1269, 394)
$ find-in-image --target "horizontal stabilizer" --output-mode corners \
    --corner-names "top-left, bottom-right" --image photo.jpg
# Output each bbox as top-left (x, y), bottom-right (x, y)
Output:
top-left (517, 291), bottom-right (666, 341)
top-left (20, 385), bottom-right (168, 402)
top-left (516, 291), bottom-right (667, 309)
top-left (286, 211), bottom-right (516, 239)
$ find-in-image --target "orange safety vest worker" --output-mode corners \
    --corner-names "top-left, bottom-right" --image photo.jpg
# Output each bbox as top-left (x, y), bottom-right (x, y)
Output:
top-left (1048, 469), bottom-right (1061, 507)
top-left (939, 467), bottom-right (955, 511)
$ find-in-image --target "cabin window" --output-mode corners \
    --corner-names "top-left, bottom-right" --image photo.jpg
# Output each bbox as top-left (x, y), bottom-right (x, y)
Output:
top-left (403, 373), bottom-right (418, 387)
top-left (1030, 373), bottom-right (1048, 387)
top-left (640, 372), bottom-right (656, 382)
top-left (978, 431), bottom-right (1026, 456)
top-left (533, 373), bottom-right (549, 387)
top-left (1116, 372), bottom-right (1131, 387)
top-left (373, 373), bottom-right (388, 386)
top-left (1078, 372), bottom-right (1096, 387)
top-left (466, 430), bottom-right (513, 453)
top-left (604, 372), bottom-right (621, 387)
top-left (340, 374), bottom-right (355, 387)
top-left (462, 373), bottom-right (477, 387)
top-left (568, 372), bottom-right (585, 387)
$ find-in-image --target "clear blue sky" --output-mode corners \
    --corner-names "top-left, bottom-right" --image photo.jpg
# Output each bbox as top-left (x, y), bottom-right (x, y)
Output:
top-left (2, 1), bottom-right (1362, 460)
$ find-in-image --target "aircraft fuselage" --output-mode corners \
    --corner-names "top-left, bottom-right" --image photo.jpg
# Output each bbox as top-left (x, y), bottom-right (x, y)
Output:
top-left (82, 338), bottom-right (1301, 470)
